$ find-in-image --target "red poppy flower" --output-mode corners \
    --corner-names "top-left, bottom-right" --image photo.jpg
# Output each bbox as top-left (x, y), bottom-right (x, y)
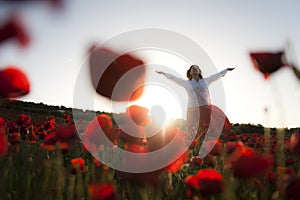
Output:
top-left (88, 183), bottom-right (116, 200)
top-left (277, 166), bottom-right (296, 183)
top-left (166, 151), bottom-right (188, 173)
top-left (286, 133), bottom-right (300, 155)
top-left (27, 131), bottom-right (36, 143)
top-left (126, 105), bottom-right (151, 126)
top-left (0, 15), bottom-right (30, 47)
top-left (43, 117), bottom-right (56, 131)
top-left (9, 132), bottom-right (20, 145)
top-left (185, 175), bottom-right (200, 190)
top-left (230, 154), bottom-right (272, 178)
top-left (0, 117), bottom-right (5, 128)
top-left (226, 141), bottom-right (272, 176)
top-left (0, 133), bottom-right (8, 157)
top-left (37, 130), bottom-right (47, 140)
top-left (186, 169), bottom-right (225, 199)
top-left (16, 113), bottom-right (31, 126)
top-left (0, 66), bottom-right (30, 98)
top-left (89, 46), bottom-right (145, 101)
top-left (7, 122), bottom-right (18, 133)
top-left (71, 157), bottom-right (88, 174)
top-left (233, 141), bottom-right (255, 156)
top-left (41, 124), bottom-right (78, 152)
top-left (63, 113), bottom-right (71, 124)
top-left (117, 106), bottom-right (151, 145)
top-left (206, 139), bottom-right (222, 156)
top-left (250, 51), bottom-right (288, 79)
top-left (55, 124), bottom-right (78, 143)
top-left (93, 158), bottom-right (103, 167)
top-left (84, 114), bottom-right (116, 145)
top-left (41, 132), bottom-right (57, 150)
top-left (196, 169), bottom-right (225, 196)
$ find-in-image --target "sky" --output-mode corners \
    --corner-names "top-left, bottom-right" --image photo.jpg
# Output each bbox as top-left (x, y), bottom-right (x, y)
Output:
top-left (1, 0), bottom-right (300, 128)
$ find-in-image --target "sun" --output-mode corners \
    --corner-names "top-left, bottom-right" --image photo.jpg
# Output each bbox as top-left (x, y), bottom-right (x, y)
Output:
top-left (132, 84), bottom-right (187, 125)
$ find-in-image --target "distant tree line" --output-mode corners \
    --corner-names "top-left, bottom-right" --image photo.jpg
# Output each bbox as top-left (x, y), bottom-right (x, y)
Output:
top-left (1, 97), bottom-right (299, 135)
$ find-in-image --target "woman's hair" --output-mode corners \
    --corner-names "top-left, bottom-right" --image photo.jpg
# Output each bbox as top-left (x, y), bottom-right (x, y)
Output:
top-left (186, 65), bottom-right (203, 80)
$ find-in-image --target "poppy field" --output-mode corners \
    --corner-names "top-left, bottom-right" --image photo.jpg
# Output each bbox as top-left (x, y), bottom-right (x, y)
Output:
top-left (2, 2), bottom-right (300, 199)
top-left (1, 102), bottom-right (300, 200)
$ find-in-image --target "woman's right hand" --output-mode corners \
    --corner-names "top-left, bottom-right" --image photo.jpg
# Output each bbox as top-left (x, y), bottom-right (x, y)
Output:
top-left (155, 71), bottom-right (165, 75)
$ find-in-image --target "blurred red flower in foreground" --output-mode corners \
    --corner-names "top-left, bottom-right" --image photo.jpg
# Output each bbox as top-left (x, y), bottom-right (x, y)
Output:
top-left (0, 133), bottom-right (8, 157)
top-left (0, 117), bottom-right (5, 128)
top-left (197, 169), bottom-right (224, 195)
top-left (89, 46), bottom-right (145, 101)
top-left (250, 51), bottom-right (288, 79)
top-left (285, 177), bottom-right (300, 200)
top-left (88, 183), bottom-right (116, 200)
top-left (0, 66), bottom-right (30, 98)
top-left (232, 154), bottom-right (271, 178)
top-left (185, 169), bottom-right (224, 198)
top-left (0, 15), bottom-right (30, 47)
top-left (0, 117), bottom-right (8, 156)
top-left (55, 124), bottom-right (78, 143)
top-left (226, 141), bottom-right (272, 178)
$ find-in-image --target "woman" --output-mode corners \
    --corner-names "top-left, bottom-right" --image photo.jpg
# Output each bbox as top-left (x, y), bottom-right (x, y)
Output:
top-left (156, 65), bottom-right (234, 133)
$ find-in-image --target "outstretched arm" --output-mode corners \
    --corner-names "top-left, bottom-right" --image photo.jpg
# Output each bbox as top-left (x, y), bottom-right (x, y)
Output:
top-left (156, 71), bottom-right (188, 88)
top-left (205, 68), bottom-right (234, 85)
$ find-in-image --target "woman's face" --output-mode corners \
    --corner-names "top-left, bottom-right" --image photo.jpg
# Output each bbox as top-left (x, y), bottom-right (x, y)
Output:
top-left (190, 66), bottom-right (201, 77)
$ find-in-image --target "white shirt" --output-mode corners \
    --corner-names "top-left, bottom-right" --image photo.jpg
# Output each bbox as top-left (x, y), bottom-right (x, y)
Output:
top-left (163, 69), bottom-right (228, 108)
